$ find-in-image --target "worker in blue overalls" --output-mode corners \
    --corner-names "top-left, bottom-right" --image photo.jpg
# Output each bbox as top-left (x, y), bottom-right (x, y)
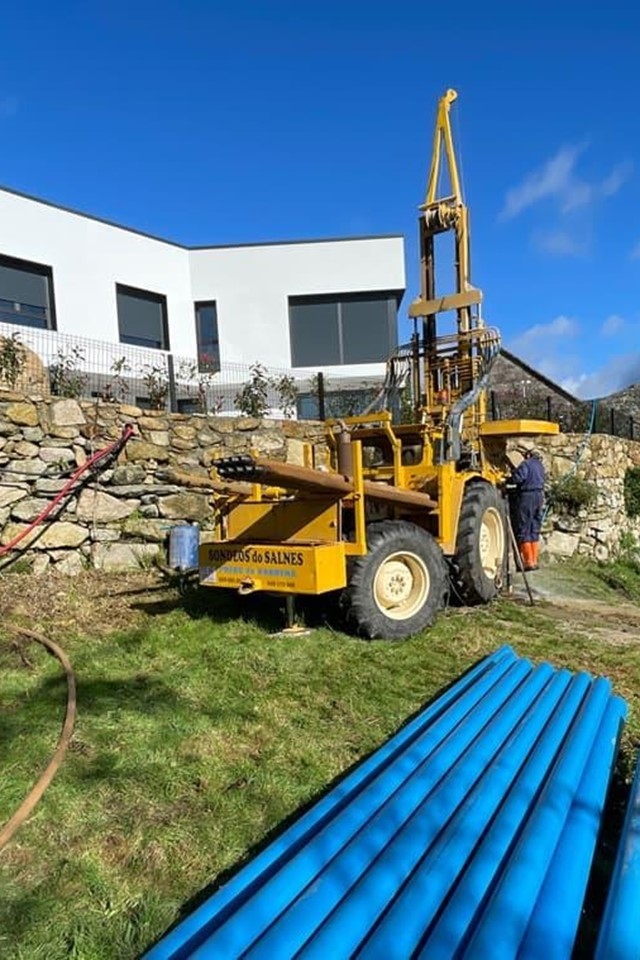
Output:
top-left (510, 449), bottom-right (546, 571)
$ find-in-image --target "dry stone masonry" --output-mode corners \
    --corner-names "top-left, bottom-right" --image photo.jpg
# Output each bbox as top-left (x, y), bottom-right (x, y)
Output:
top-left (0, 392), bottom-right (325, 574)
top-left (0, 388), bottom-right (638, 574)
top-left (506, 433), bottom-right (640, 563)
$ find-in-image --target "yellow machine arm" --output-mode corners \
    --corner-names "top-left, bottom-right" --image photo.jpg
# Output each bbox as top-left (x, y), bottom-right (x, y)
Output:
top-left (424, 88), bottom-right (463, 208)
top-left (406, 88), bottom-right (498, 434)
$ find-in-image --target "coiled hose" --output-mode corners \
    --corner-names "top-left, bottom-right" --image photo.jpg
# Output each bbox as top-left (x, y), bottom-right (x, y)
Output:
top-left (0, 626), bottom-right (76, 852)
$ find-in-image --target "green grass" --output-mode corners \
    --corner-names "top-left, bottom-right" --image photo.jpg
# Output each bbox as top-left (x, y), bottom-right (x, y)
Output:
top-left (1, 577), bottom-right (639, 959)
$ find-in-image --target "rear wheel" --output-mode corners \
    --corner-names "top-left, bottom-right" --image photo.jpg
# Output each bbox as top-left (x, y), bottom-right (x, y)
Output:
top-left (452, 481), bottom-right (506, 605)
top-left (341, 520), bottom-right (447, 640)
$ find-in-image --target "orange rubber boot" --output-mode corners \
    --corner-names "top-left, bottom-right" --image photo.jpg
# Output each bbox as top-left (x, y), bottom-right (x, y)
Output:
top-left (519, 543), bottom-right (531, 570)
top-left (530, 541), bottom-right (540, 570)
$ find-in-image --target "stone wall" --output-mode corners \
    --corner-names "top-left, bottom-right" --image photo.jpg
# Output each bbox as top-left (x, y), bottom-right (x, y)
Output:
top-left (0, 392), bottom-right (326, 575)
top-left (506, 432), bottom-right (640, 563)
top-left (1, 388), bottom-right (638, 573)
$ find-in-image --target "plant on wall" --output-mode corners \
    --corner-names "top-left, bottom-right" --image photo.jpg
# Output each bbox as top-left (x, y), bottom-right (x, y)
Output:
top-left (141, 363), bottom-right (169, 410)
top-left (273, 374), bottom-right (298, 419)
top-left (176, 359), bottom-right (225, 415)
top-left (234, 362), bottom-right (271, 418)
top-left (624, 466), bottom-right (640, 518)
top-left (49, 347), bottom-right (88, 398)
top-left (549, 475), bottom-right (597, 514)
top-left (0, 333), bottom-right (27, 389)
top-left (99, 356), bottom-right (132, 403)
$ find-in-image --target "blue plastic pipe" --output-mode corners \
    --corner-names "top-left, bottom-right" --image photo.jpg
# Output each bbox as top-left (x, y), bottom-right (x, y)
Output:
top-left (520, 696), bottom-right (626, 959)
top-left (355, 668), bottom-right (572, 959)
top-left (421, 671), bottom-right (594, 958)
top-left (595, 748), bottom-right (640, 960)
top-left (460, 677), bottom-right (612, 958)
top-left (142, 646), bottom-right (515, 960)
top-left (289, 664), bottom-right (557, 960)
top-left (189, 657), bottom-right (531, 958)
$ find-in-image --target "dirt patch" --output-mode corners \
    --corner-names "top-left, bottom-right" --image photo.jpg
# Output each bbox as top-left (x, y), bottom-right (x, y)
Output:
top-left (0, 569), bottom-right (174, 639)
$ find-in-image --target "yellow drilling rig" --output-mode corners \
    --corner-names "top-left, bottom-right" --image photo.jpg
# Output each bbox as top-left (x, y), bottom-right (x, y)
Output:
top-left (196, 88), bottom-right (558, 640)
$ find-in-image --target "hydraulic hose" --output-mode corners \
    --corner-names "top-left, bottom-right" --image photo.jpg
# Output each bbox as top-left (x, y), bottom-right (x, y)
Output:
top-left (0, 423), bottom-right (135, 559)
top-left (0, 626), bottom-right (76, 852)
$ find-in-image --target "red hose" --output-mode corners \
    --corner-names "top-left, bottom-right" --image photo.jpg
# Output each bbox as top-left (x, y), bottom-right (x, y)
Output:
top-left (0, 423), bottom-right (135, 558)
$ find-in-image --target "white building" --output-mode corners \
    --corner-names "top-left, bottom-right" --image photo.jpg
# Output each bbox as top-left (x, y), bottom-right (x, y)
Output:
top-left (0, 185), bottom-right (406, 414)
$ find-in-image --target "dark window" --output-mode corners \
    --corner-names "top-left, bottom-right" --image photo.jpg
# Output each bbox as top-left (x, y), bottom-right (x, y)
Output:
top-left (194, 301), bottom-right (221, 372)
top-left (0, 253), bottom-right (56, 330)
top-left (288, 292), bottom-right (398, 367)
top-left (116, 284), bottom-right (169, 350)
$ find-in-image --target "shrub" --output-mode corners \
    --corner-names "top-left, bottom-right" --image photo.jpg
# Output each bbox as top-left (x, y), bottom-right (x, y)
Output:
top-left (624, 466), bottom-right (640, 518)
top-left (550, 475), bottom-right (597, 513)
top-left (0, 333), bottom-right (27, 388)
top-left (142, 363), bottom-right (169, 410)
top-left (273, 374), bottom-right (298, 420)
top-left (234, 362), bottom-right (271, 418)
top-left (49, 347), bottom-right (87, 398)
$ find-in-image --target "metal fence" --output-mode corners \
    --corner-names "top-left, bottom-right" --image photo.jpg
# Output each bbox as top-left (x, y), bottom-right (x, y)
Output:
top-left (488, 389), bottom-right (640, 441)
top-left (0, 321), bottom-right (385, 419)
top-left (1, 321), bottom-right (637, 437)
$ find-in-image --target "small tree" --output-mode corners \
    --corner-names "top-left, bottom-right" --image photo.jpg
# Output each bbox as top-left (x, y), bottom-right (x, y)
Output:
top-left (0, 333), bottom-right (27, 388)
top-left (49, 347), bottom-right (87, 398)
top-left (274, 373), bottom-right (298, 419)
top-left (100, 356), bottom-right (132, 403)
top-left (142, 363), bottom-right (169, 410)
top-left (234, 362), bottom-right (271, 418)
top-left (624, 467), bottom-right (640, 518)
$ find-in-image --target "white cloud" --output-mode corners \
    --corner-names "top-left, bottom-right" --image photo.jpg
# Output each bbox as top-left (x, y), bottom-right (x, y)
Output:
top-left (601, 314), bottom-right (625, 336)
top-left (510, 315), bottom-right (579, 355)
top-left (500, 144), bottom-right (587, 220)
top-left (601, 161), bottom-right (634, 197)
top-left (500, 145), bottom-right (633, 221)
top-left (509, 314), bottom-right (637, 399)
top-left (533, 229), bottom-right (588, 257)
top-left (508, 316), bottom-right (582, 392)
top-left (562, 353), bottom-right (640, 398)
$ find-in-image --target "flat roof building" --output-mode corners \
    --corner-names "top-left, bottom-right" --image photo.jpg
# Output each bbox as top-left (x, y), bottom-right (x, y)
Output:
top-left (0, 184), bottom-right (405, 415)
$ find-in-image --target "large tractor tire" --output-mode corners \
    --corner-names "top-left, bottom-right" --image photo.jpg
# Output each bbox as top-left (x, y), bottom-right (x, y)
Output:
top-left (341, 520), bottom-right (448, 641)
top-left (452, 481), bottom-right (506, 606)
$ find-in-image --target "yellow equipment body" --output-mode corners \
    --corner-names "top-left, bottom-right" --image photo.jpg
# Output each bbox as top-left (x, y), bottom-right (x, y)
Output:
top-left (197, 89), bottom-right (560, 640)
top-left (200, 542), bottom-right (347, 595)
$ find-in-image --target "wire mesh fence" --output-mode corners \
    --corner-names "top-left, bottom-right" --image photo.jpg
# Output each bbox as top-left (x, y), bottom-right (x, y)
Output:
top-left (487, 388), bottom-right (640, 441)
top-left (0, 321), bottom-right (638, 437)
top-left (0, 321), bottom-right (385, 420)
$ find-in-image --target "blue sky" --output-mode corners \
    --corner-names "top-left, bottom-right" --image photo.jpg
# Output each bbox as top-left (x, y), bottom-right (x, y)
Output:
top-left (1, 0), bottom-right (639, 398)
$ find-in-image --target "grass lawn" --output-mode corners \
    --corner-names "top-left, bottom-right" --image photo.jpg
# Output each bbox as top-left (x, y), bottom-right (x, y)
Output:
top-left (1, 566), bottom-right (639, 959)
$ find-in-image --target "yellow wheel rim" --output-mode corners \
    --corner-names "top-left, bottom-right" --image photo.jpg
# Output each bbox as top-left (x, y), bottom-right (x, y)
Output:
top-left (479, 507), bottom-right (505, 580)
top-left (373, 551), bottom-right (430, 621)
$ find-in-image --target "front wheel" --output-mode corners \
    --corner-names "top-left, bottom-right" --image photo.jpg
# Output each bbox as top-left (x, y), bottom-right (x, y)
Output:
top-left (341, 520), bottom-right (448, 640)
top-left (452, 481), bottom-right (506, 605)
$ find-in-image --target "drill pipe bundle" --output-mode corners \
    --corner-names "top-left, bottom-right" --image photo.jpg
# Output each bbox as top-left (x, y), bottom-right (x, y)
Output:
top-left (214, 455), bottom-right (437, 511)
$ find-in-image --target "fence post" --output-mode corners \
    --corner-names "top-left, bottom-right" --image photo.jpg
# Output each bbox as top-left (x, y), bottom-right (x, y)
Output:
top-left (610, 407), bottom-right (616, 436)
top-left (167, 354), bottom-right (178, 413)
top-left (546, 395), bottom-right (552, 421)
top-left (630, 417), bottom-right (634, 441)
top-left (317, 371), bottom-right (326, 421)
top-left (490, 390), bottom-right (497, 420)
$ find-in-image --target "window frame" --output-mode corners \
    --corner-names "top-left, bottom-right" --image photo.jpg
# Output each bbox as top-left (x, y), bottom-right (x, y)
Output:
top-left (0, 251), bottom-right (57, 331)
top-left (194, 299), bottom-right (221, 373)
top-left (288, 291), bottom-right (398, 368)
top-left (116, 282), bottom-right (170, 351)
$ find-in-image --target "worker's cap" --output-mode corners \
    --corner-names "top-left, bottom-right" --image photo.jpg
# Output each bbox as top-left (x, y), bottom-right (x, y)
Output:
top-left (525, 448), bottom-right (542, 459)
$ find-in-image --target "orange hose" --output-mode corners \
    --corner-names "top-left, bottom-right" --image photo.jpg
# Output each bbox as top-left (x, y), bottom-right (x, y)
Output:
top-left (0, 423), bottom-right (134, 559)
top-left (0, 626), bottom-right (76, 852)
